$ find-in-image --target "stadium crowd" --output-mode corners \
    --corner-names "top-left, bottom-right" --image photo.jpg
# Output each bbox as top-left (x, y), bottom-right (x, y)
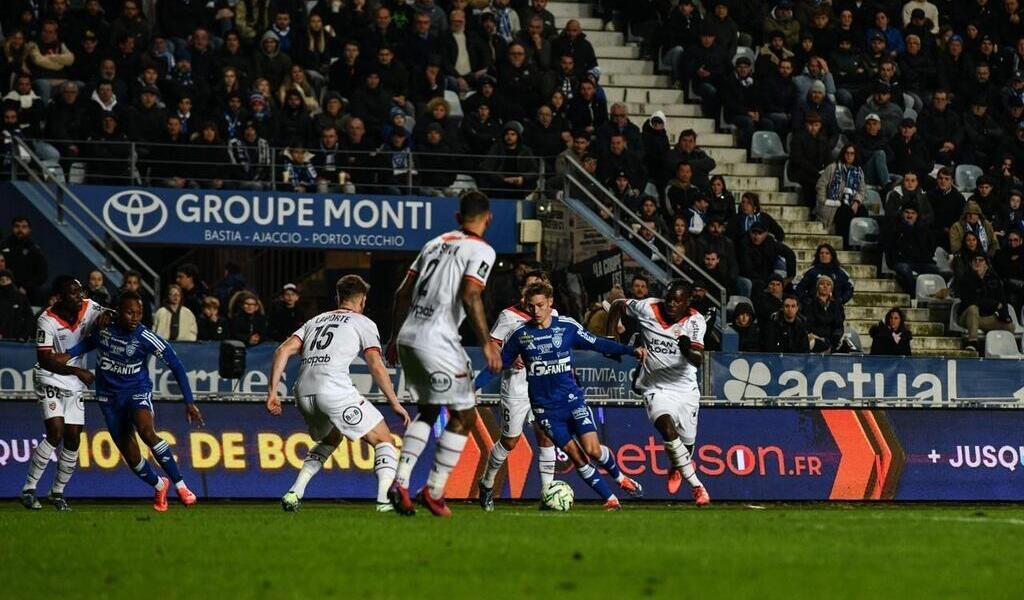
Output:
top-left (5, 1), bottom-right (1024, 355)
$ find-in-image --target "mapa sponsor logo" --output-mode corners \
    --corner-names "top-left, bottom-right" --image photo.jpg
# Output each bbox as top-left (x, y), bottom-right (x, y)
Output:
top-left (721, 357), bottom-right (960, 402)
top-left (103, 190), bottom-right (168, 237)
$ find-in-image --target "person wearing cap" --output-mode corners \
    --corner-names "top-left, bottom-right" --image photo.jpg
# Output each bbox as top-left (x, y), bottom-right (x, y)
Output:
top-left (67, 28), bottom-right (104, 84)
top-left (788, 111), bottom-right (831, 207)
top-left (461, 101), bottom-right (502, 156)
top-left (0, 267), bottom-right (33, 341)
top-left (481, 120), bottom-right (540, 199)
top-left (722, 55), bottom-right (773, 148)
top-left (682, 22), bottom-right (728, 118)
top-left (762, 2), bottom-right (800, 50)
top-left (755, 30), bottom-right (796, 78)
top-left (705, 1), bottom-right (740, 59)
top-left (1000, 71), bottom-right (1024, 116)
top-left (853, 112), bottom-right (894, 186)
top-left (855, 82), bottom-right (902, 138)
top-left (883, 201), bottom-right (944, 299)
top-left (269, 284), bottom-right (307, 342)
top-left (792, 77), bottom-right (839, 143)
top-left (888, 117), bottom-right (933, 183)
top-left (125, 84), bottom-right (168, 142)
top-left (902, 1), bottom-right (939, 33)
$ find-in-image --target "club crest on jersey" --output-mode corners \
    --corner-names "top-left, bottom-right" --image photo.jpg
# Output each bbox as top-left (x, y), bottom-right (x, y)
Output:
top-left (36, 329), bottom-right (45, 344)
top-left (342, 406), bottom-right (363, 425)
top-left (551, 327), bottom-right (563, 347)
top-left (477, 262), bottom-right (491, 279)
top-left (125, 340), bottom-right (140, 357)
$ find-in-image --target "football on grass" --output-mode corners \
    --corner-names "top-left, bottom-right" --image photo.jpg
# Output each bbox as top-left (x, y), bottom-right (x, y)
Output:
top-left (542, 481), bottom-right (574, 511)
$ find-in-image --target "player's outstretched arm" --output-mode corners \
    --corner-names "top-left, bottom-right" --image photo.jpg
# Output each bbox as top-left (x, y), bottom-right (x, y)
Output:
top-left (365, 348), bottom-right (410, 426)
top-left (267, 335), bottom-right (302, 416)
top-left (155, 339), bottom-right (203, 426)
top-left (386, 272), bottom-right (417, 364)
top-left (462, 280), bottom-right (501, 373)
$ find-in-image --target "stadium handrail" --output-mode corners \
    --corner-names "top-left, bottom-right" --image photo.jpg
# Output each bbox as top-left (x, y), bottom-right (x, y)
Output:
top-left (9, 137), bottom-right (161, 300)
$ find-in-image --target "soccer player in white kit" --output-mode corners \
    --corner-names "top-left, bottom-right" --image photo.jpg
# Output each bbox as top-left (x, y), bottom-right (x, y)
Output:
top-left (385, 190), bottom-right (502, 517)
top-left (606, 280), bottom-right (711, 506)
top-left (477, 269), bottom-right (558, 511)
top-left (21, 276), bottom-right (107, 511)
top-left (266, 275), bottom-right (410, 512)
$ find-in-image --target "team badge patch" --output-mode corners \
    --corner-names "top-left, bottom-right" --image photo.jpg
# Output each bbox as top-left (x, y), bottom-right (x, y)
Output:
top-left (429, 371), bottom-right (453, 392)
top-left (342, 406), bottom-right (363, 425)
top-left (551, 328), bottom-right (563, 347)
top-left (48, 402), bottom-right (56, 411)
top-left (477, 262), bottom-right (491, 279)
top-left (36, 330), bottom-right (45, 344)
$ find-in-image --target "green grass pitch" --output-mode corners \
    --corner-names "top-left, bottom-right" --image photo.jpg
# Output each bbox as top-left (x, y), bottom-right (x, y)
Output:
top-left (3, 501), bottom-right (1023, 599)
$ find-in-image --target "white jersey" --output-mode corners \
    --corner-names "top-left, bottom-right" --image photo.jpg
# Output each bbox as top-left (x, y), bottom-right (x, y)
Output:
top-left (397, 229), bottom-right (496, 354)
top-left (34, 299), bottom-right (105, 392)
top-left (292, 309), bottom-right (381, 399)
top-left (490, 304), bottom-right (558, 400)
top-left (626, 298), bottom-right (705, 392)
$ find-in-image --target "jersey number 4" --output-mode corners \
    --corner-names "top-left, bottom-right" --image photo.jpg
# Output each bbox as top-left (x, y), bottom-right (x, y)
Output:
top-left (308, 323), bottom-right (339, 351)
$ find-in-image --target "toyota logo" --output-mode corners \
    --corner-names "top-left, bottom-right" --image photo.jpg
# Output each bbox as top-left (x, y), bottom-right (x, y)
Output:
top-left (103, 190), bottom-right (168, 237)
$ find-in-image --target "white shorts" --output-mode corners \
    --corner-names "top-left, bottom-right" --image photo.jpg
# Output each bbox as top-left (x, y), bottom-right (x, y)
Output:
top-left (398, 344), bottom-right (476, 410)
top-left (499, 394), bottom-right (534, 438)
top-left (36, 384), bottom-right (85, 426)
top-left (296, 394), bottom-right (384, 442)
top-left (644, 387), bottom-right (700, 445)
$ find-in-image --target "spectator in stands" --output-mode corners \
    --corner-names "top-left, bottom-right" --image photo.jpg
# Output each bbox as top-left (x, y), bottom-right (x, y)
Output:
top-left (969, 175), bottom-right (1002, 223)
top-left (929, 167), bottom-right (967, 248)
top-left (787, 112), bottom-right (831, 208)
top-left (598, 131), bottom-right (646, 191)
top-left (462, 101), bottom-right (501, 156)
top-left (885, 202), bottom-right (943, 299)
top-left (995, 190), bottom-right (1024, 239)
top-left (662, 129), bottom-right (716, 190)
top-left (197, 296), bottom-right (228, 341)
top-left (269, 283), bottom-right (306, 342)
top-left (417, 123), bottom-right (460, 194)
top-left (885, 172), bottom-right (933, 228)
top-left (120, 270), bottom-right (153, 327)
top-left (174, 264), bottom-right (207, 318)
top-left (0, 268), bottom-right (33, 341)
top-left (792, 80), bottom-right (838, 146)
top-left (816, 143), bottom-right (866, 240)
top-left (739, 222), bottom-right (797, 292)
top-left (699, 248), bottom-right (735, 295)
top-left (706, 175), bottom-right (735, 224)
top-left (191, 122), bottom-right (228, 189)
top-left (682, 24), bottom-right (727, 120)
top-left (596, 102), bottom-right (642, 157)
top-left (150, 115), bottom-right (192, 188)
top-left (608, 171), bottom-right (642, 211)
top-left (584, 283), bottom-right (625, 336)
top-left (4, 75), bottom-right (46, 139)
top-left (796, 243), bottom-right (854, 305)
top-left (481, 121), bottom-right (539, 199)
top-left (918, 90), bottom-right (963, 167)
top-left (311, 125), bottom-right (343, 192)
top-left (668, 214), bottom-right (699, 263)
top-left (763, 3), bottom-right (800, 50)
top-left (950, 200), bottom-right (999, 257)
top-left (1, 216), bottom-right (46, 303)
top-left (283, 143), bottom-right (318, 192)
top-left (495, 42), bottom-right (542, 123)
top-left (754, 274), bottom-right (785, 323)
top-left (730, 302), bottom-right (761, 352)
top-left (954, 254), bottom-right (1015, 352)
top-left (254, 32), bottom-right (292, 94)
top-left (663, 161), bottom-right (704, 220)
top-left (899, 35), bottom-right (937, 104)
top-left (126, 85), bottom-right (167, 142)
top-left (86, 111), bottom-right (130, 184)
top-left (29, 19), bottom-right (75, 102)
top-left (85, 269), bottom-right (111, 307)
top-left (727, 191), bottom-right (785, 244)
top-left (551, 19), bottom-right (596, 76)
top-left (722, 56), bottom-right (772, 148)
top-left (856, 84), bottom-right (902, 141)
top-left (230, 291), bottom-right (269, 347)
top-left (696, 216), bottom-right (744, 295)
top-left (45, 81), bottom-right (88, 160)
top-left (566, 77), bottom-right (606, 137)
top-left (542, 54), bottom-right (580, 103)
top-left (153, 284), bottom-right (199, 342)
top-left (854, 113), bottom-right (893, 186)
top-left (951, 231), bottom-right (987, 281)
top-left (869, 307), bottom-right (913, 356)
top-left (888, 118), bottom-right (933, 183)
top-left (374, 126), bottom-right (415, 194)
top-left (524, 104), bottom-right (567, 172)
top-left (763, 294), bottom-right (811, 353)
top-left (759, 58), bottom-right (799, 138)
top-left (802, 275), bottom-right (846, 353)
top-left (755, 30), bottom-right (794, 78)
top-left (996, 230), bottom-right (1024, 309)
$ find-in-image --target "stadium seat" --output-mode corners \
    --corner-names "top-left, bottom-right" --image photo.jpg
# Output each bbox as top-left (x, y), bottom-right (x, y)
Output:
top-left (726, 295), bottom-right (752, 318)
top-left (1008, 304), bottom-right (1024, 335)
top-left (750, 131), bottom-right (787, 161)
top-left (843, 325), bottom-right (863, 353)
top-left (881, 252), bottom-right (895, 275)
top-left (718, 107), bottom-right (736, 133)
top-left (903, 107), bottom-right (917, 121)
top-left (948, 298), bottom-right (973, 335)
top-left (985, 330), bottom-right (1021, 358)
top-left (848, 217), bottom-right (879, 249)
top-left (782, 159), bottom-right (801, 191)
top-left (915, 273), bottom-right (949, 304)
top-left (955, 164), bottom-right (983, 192)
top-left (934, 247), bottom-right (953, 275)
top-left (836, 106), bottom-right (855, 132)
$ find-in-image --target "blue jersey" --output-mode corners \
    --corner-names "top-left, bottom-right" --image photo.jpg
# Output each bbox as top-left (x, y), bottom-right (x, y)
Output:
top-left (475, 316), bottom-right (635, 411)
top-left (69, 324), bottom-right (195, 404)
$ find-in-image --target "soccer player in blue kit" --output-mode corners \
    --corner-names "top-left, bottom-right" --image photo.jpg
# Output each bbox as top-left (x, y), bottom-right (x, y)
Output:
top-left (60, 291), bottom-right (204, 511)
top-left (475, 281), bottom-right (646, 510)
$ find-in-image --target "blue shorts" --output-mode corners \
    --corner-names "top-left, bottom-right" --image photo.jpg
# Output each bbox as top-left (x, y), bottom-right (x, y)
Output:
top-left (533, 400), bottom-right (597, 449)
top-left (97, 391), bottom-right (154, 438)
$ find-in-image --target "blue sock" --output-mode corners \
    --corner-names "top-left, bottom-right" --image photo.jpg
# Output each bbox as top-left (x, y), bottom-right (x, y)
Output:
top-left (599, 445), bottom-right (623, 481)
top-left (131, 458), bottom-right (160, 487)
top-left (577, 462), bottom-right (614, 501)
top-left (152, 439), bottom-right (184, 485)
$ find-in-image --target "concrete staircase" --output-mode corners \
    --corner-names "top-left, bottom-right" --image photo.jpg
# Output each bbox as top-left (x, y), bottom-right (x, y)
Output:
top-left (549, 0), bottom-right (973, 357)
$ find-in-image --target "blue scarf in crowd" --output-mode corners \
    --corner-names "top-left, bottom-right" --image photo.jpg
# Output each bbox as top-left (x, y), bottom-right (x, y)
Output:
top-left (826, 162), bottom-right (861, 204)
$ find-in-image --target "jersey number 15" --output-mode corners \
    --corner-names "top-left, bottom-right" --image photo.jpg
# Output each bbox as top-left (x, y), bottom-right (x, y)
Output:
top-left (308, 323), bottom-right (339, 351)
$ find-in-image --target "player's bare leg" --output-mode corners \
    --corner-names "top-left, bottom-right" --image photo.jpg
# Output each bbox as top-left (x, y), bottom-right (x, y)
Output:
top-left (282, 428), bottom-right (343, 512)
top-left (578, 431), bottom-right (643, 498)
top-left (133, 409), bottom-right (196, 506)
top-left (562, 437), bottom-right (622, 511)
top-left (654, 415), bottom-right (708, 504)
top-left (363, 423), bottom-right (399, 512)
top-left (46, 422), bottom-right (82, 511)
top-left (21, 416), bottom-right (66, 510)
top-left (418, 407), bottom-right (477, 517)
top-left (391, 404), bottom-right (443, 515)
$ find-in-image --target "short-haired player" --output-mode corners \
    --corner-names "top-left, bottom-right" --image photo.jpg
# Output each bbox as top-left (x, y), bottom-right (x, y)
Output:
top-left (606, 280), bottom-right (711, 505)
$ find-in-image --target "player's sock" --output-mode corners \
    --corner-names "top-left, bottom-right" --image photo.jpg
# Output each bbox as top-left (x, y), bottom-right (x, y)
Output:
top-left (151, 439), bottom-right (185, 485)
top-left (598, 445), bottom-right (625, 483)
top-left (22, 438), bottom-right (56, 491)
top-left (426, 430), bottom-right (468, 498)
top-left (48, 448), bottom-right (79, 495)
top-left (395, 419), bottom-right (431, 488)
top-left (576, 462), bottom-right (615, 501)
top-left (666, 438), bottom-right (703, 488)
top-left (290, 443), bottom-right (333, 498)
top-left (131, 458), bottom-right (162, 489)
top-left (480, 439), bottom-right (511, 488)
top-left (537, 445), bottom-right (556, 488)
top-left (373, 442), bottom-right (398, 503)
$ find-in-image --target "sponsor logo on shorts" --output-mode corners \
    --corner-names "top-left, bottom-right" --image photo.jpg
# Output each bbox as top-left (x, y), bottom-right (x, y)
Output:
top-left (342, 406), bottom-right (363, 425)
top-left (429, 371), bottom-right (453, 392)
top-left (48, 402), bottom-right (56, 411)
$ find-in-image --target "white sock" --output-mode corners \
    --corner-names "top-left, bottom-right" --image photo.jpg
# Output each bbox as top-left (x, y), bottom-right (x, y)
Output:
top-left (373, 442), bottom-right (398, 503)
top-left (481, 439), bottom-right (511, 488)
top-left (537, 445), bottom-right (556, 489)
top-left (23, 439), bottom-right (56, 491)
top-left (291, 443), bottom-right (333, 498)
top-left (175, 481), bottom-right (188, 491)
top-left (49, 448), bottom-right (79, 495)
top-left (152, 470), bottom-right (167, 491)
top-left (395, 419), bottom-right (432, 488)
top-left (426, 430), bottom-right (468, 499)
top-left (666, 438), bottom-right (703, 488)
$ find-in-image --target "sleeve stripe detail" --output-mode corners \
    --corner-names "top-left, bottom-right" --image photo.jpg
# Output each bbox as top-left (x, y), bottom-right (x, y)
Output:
top-left (141, 330), bottom-right (166, 351)
top-left (463, 274), bottom-right (486, 287)
top-left (690, 342), bottom-right (705, 349)
top-left (363, 346), bottom-right (382, 355)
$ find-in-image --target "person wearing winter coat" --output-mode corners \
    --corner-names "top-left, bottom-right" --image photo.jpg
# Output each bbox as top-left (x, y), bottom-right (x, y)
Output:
top-left (869, 307), bottom-right (913, 356)
top-left (796, 243), bottom-right (854, 304)
top-left (949, 200), bottom-right (1000, 257)
top-left (738, 224), bottom-right (797, 293)
top-left (884, 172), bottom-right (934, 228)
top-left (802, 275), bottom-right (846, 352)
top-left (815, 144), bottom-right (866, 238)
top-left (727, 192), bottom-right (785, 244)
top-left (731, 301), bottom-right (762, 352)
top-left (481, 121), bottom-right (540, 199)
top-left (954, 254), bottom-right (1015, 350)
top-left (763, 295), bottom-right (812, 353)
top-left (252, 32), bottom-right (292, 92)
top-left (641, 112), bottom-right (670, 189)
top-left (787, 112), bottom-right (831, 207)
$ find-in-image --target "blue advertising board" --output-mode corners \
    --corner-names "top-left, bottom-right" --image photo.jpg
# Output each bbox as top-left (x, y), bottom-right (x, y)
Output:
top-left (66, 185), bottom-right (531, 253)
